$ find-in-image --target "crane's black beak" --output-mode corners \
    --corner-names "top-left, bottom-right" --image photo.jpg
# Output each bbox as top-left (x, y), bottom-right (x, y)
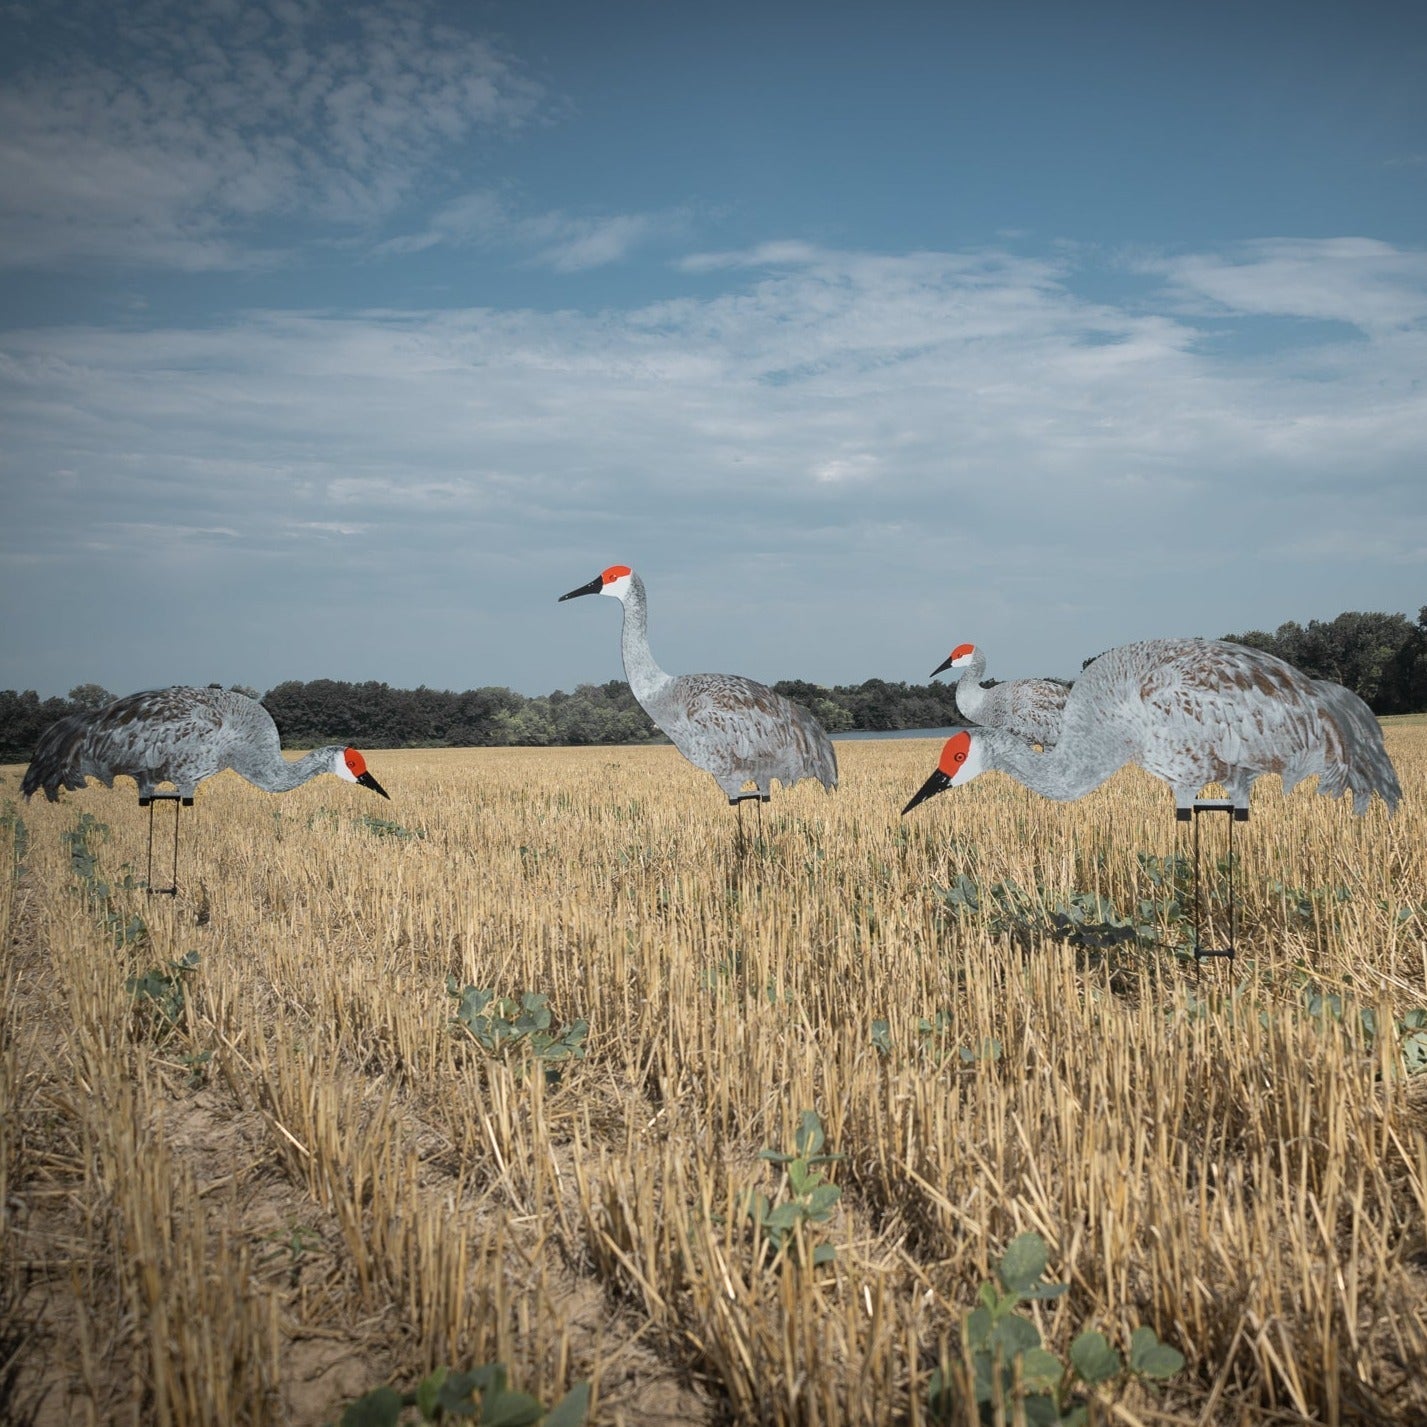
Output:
top-left (559, 575), bottom-right (602, 602)
top-left (358, 770), bottom-right (390, 799)
top-left (902, 769), bottom-right (951, 816)
top-left (929, 655), bottom-right (954, 678)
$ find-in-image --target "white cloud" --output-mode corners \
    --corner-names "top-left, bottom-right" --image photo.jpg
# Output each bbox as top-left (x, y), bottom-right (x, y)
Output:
top-left (83, 521), bottom-right (243, 552)
top-left (0, 0), bottom-right (544, 269)
top-left (529, 212), bottom-right (671, 273)
top-left (678, 240), bottom-right (825, 273)
top-left (2, 238), bottom-right (1424, 694)
top-left (288, 520), bottom-right (369, 538)
top-left (1138, 237), bottom-right (1427, 333)
top-left (374, 190), bottom-right (691, 271)
top-left (325, 475), bottom-right (485, 507)
top-left (812, 453), bottom-right (880, 485)
top-left (371, 190), bottom-right (512, 255)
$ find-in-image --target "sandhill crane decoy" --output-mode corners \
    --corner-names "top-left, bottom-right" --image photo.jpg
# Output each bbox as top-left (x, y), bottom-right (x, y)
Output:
top-left (903, 637), bottom-right (1401, 820)
top-left (558, 566), bottom-right (837, 826)
top-left (930, 643), bottom-right (1069, 748)
top-left (22, 686), bottom-right (389, 893)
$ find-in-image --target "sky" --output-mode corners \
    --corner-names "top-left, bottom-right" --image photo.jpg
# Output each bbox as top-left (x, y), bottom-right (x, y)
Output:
top-left (2, 0), bottom-right (1425, 703)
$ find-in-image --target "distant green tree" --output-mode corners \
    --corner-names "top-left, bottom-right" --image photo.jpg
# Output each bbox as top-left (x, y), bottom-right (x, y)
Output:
top-left (67, 682), bottom-right (113, 709)
top-left (811, 697), bottom-right (855, 733)
top-left (0, 689), bottom-right (74, 763)
top-left (846, 678), bottom-right (901, 731)
top-left (491, 701), bottom-right (555, 746)
top-left (769, 681), bottom-right (857, 733)
top-left (1378, 606), bottom-right (1427, 715)
top-left (771, 679), bottom-right (824, 707)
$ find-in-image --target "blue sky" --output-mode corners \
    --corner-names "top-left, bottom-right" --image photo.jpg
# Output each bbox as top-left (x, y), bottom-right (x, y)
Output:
top-left (2, 0), bottom-right (1424, 705)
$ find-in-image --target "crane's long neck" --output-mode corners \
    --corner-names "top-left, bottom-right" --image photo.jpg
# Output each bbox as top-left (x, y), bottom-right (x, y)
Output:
top-left (619, 573), bottom-right (673, 706)
top-left (237, 745), bottom-right (337, 793)
top-left (955, 652), bottom-right (989, 721)
top-left (977, 726), bottom-right (1121, 802)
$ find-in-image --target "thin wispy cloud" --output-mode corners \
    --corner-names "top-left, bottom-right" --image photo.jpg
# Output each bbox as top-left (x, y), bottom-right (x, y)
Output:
top-left (678, 240), bottom-right (825, 274)
top-left (1139, 238), bottom-right (1427, 333)
top-left (371, 191), bottom-right (513, 256)
top-left (375, 190), bottom-right (691, 271)
top-left (0, 0), bottom-right (544, 269)
top-left (528, 211), bottom-right (682, 273)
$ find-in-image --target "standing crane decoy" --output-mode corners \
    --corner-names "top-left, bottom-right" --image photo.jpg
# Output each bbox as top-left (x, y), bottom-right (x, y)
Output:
top-left (558, 565), bottom-right (837, 828)
top-left (22, 685), bottom-right (390, 893)
top-left (930, 643), bottom-right (1070, 748)
top-left (903, 637), bottom-right (1401, 820)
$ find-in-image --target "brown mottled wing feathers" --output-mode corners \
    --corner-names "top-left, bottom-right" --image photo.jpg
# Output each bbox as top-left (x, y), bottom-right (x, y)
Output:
top-left (656, 673), bottom-right (838, 798)
top-left (21, 687), bottom-right (261, 800)
top-left (987, 679), bottom-right (1070, 747)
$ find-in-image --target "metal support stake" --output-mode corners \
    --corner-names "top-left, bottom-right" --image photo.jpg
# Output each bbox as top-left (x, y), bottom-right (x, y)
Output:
top-left (139, 792), bottom-right (190, 896)
top-left (1182, 798), bottom-right (1246, 966)
top-left (730, 790), bottom-right (770, 849)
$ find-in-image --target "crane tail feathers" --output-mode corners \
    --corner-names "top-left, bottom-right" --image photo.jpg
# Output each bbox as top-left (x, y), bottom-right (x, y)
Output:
top-left (21, 712), bottom-right (95, 802)
top-left (1313, 687), bottom-right (1403, 816)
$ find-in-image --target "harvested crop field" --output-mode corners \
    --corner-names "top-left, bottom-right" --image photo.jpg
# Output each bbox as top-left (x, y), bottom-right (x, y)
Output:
top-left (3, 726), bottom-right (1425, 1425)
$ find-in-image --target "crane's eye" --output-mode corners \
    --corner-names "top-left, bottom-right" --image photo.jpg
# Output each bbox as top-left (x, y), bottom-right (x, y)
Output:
top-left (953, 752), bottom-right (966, 763)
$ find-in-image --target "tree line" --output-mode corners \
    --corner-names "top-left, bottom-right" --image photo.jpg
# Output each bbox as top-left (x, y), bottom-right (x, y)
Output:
top-left (2, 606), bottom-right (1422, 764)
top-left (0, 675), bottom-right (963, 763)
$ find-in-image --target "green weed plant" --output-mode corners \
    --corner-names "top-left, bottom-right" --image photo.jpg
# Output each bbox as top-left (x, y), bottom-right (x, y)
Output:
top-left (334, 1362), bottom-right (589, 1426)
top-left (448, 981), bottom-right (588, 1083)
top-left (928, 1232), bottom-right (1183, 1425)
top-left (742, 1109), bottom-right (843, 1266)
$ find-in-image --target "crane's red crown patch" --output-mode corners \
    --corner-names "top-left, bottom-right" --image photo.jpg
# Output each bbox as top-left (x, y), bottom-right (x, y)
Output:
top-left (602, 565), bottom-right (632, 584)
top-left (938, 731), bottom-right (972, 775)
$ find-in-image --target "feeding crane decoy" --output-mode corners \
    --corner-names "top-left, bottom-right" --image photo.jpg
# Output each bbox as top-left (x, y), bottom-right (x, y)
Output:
top-left (22, 685), bottom-right (390, 804)
top-left (930, 643), bottom-right (1069, 747)
top-left (903, 637), bottom-right (1401, 820)
top-left (22, 685), bottom-right (389, 892)
top-left (558, 565), bottom-right (837, 819)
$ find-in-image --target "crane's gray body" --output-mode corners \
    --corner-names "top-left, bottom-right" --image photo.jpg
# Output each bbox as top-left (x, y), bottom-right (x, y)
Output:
top-left (22, 686), bottom-right (354, 802)
top-left (949, 647), bottom-right (1069, 748)
top-left (585, 570), bottom-right (837, 802)
top-left (641, 668), bottom-right (838, 801)
top-left (949, 638), bottom-right (1400, 816)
